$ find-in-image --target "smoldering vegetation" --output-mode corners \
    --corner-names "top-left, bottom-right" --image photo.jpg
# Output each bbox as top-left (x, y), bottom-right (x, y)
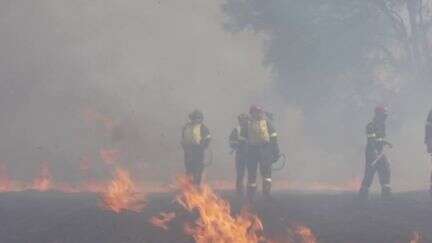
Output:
top-left (0, 0), bottom-right (272, 185)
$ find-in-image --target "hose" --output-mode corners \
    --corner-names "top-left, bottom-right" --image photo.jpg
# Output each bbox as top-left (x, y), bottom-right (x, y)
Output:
top-left (272, 153), bottom-right (287, 171)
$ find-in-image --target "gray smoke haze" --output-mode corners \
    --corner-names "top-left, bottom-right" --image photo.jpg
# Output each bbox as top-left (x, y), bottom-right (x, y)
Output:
top-left (0, 0), bottom-right (272, 184)
top-left (0, 0), bottom-right (430, 191)
top-left (224, 0), bottom-right (432, 191)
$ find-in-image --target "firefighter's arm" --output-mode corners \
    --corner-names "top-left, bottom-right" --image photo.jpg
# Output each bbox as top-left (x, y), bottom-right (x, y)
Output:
top-left (267, 122), bottom-right (280, 159)
top-left (267, 122), bottom-right (278, 144)
top-left (201, 125), bottom-right (211, 149)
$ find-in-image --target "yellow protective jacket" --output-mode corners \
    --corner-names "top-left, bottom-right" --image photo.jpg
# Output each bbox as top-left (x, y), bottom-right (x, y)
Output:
top-left (182, 123), bottom-right (211, 147)
top-left (247, 119), bottom-right (277, 146)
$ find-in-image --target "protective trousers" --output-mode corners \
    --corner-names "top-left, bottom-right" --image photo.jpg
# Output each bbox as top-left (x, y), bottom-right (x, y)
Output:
top-left (184, 145), bottom-right (205, 185)
top-left (359, 145), bottom-right (391, 198)
top-left (246, 144), bottom-right (273, 200)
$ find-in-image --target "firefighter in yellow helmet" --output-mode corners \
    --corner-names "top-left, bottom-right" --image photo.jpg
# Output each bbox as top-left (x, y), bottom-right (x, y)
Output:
top-left (425, 108), bottom-right (432, 197)
top-left (229, 113), bottom-right (250, 196)
top-left (181, 110), bottom-right (211, 185)
top-left (246, 105), bottom-right (280, 200)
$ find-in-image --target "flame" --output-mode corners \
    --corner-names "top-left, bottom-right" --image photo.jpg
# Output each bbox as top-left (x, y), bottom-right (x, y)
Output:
top-left (409, 231), bottom-right (422, 243)
top-left (150, 212), bottom-right (176, 230)
top-left (294, 225), bottom-right (317, 243)
top-left (32, 161), bottom-right (53, 191)
top-left (176, 177), bottom-right (319, 243)
top-left (0, 162), bottom-right (11, 192)
top-left (100, 168), bottom-right (145, 213)
top-left (176, 176), bottom-right (265, 243)
top-left (100, 149), bottom-right (120, 165)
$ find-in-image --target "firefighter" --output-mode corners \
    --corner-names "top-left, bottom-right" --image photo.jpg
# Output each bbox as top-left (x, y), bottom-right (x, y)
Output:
top-left (425, 109), bottom-right (432, 197)
top-left (358, 106), bottom-right (393, 200)
top-left (229, 113), bottom-right (249, 196)
top-left (181, 110), bottom-right (211, 185)
top-left (246, 105), bottom-right (280, 200)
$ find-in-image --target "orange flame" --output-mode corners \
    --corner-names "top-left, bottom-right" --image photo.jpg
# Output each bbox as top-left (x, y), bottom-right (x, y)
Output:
top-left (294, 225), bottom-right (318, 243)
top-left (100, 149), bottom-right (120, 165)
top-left (176, 176), bottom-right (318, 243)
top-left (32, 161), bottom-right (53, 191)
top-left (176, 176), bottom-right (265, 243)
top-left (150, 212), bottom-right (176, 230)
top-left (100, 168), bottom-right (145, 213)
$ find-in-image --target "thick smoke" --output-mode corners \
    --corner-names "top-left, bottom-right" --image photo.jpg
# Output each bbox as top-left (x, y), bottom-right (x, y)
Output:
top-left (0, 1), bottom-right (430, 191)
top-left (0, 0), bottom-right (272, 183)
top-left (223, 0), bottom-right (432, 191)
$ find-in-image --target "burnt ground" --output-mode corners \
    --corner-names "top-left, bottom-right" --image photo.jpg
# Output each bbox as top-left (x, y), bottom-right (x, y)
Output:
top-left (0, 190), bottom-right (431, 243)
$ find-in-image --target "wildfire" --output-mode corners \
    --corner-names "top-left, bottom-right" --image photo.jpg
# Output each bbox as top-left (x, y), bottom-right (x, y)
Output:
top-left (150, 212), bottom-right (176, 230)
top-left (293, 225), bottom-right (317, 243)
top-left (176, 176), bottom-right (265, 243)
top-left (174, 176), bottom-right (319, 243)
top-left (100, 168), bottom-right (145, 213)
top-left (32, 161), bottom-right (53, 191)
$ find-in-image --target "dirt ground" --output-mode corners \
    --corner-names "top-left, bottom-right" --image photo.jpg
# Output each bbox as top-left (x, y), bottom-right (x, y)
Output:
top-left (0, 190), bottom-right (430, 243)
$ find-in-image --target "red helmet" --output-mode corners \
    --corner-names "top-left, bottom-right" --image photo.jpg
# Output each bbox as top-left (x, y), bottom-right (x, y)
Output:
top-left (249, 105), bottom-right (263, 114)
top-left (375, 105), bottom-right (388, 115)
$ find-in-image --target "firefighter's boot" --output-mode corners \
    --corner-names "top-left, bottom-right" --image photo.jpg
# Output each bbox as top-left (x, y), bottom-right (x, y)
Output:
top-left (263, 177), bottom-right (272, 198)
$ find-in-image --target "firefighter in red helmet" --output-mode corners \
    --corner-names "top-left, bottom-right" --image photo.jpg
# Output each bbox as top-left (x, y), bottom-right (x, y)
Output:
top-left (358, 106), bottom-right (393, 200)
top-left (181, 110), bottom-right (211, 185)
top-left (245, 105), bottom-right (280, 200)
top-left (425, 108), bottom-right (432, 197)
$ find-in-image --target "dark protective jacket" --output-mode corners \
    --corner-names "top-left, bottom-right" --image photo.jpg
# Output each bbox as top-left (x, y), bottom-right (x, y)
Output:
top-left (366, 120), bottom-right (386, 152)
